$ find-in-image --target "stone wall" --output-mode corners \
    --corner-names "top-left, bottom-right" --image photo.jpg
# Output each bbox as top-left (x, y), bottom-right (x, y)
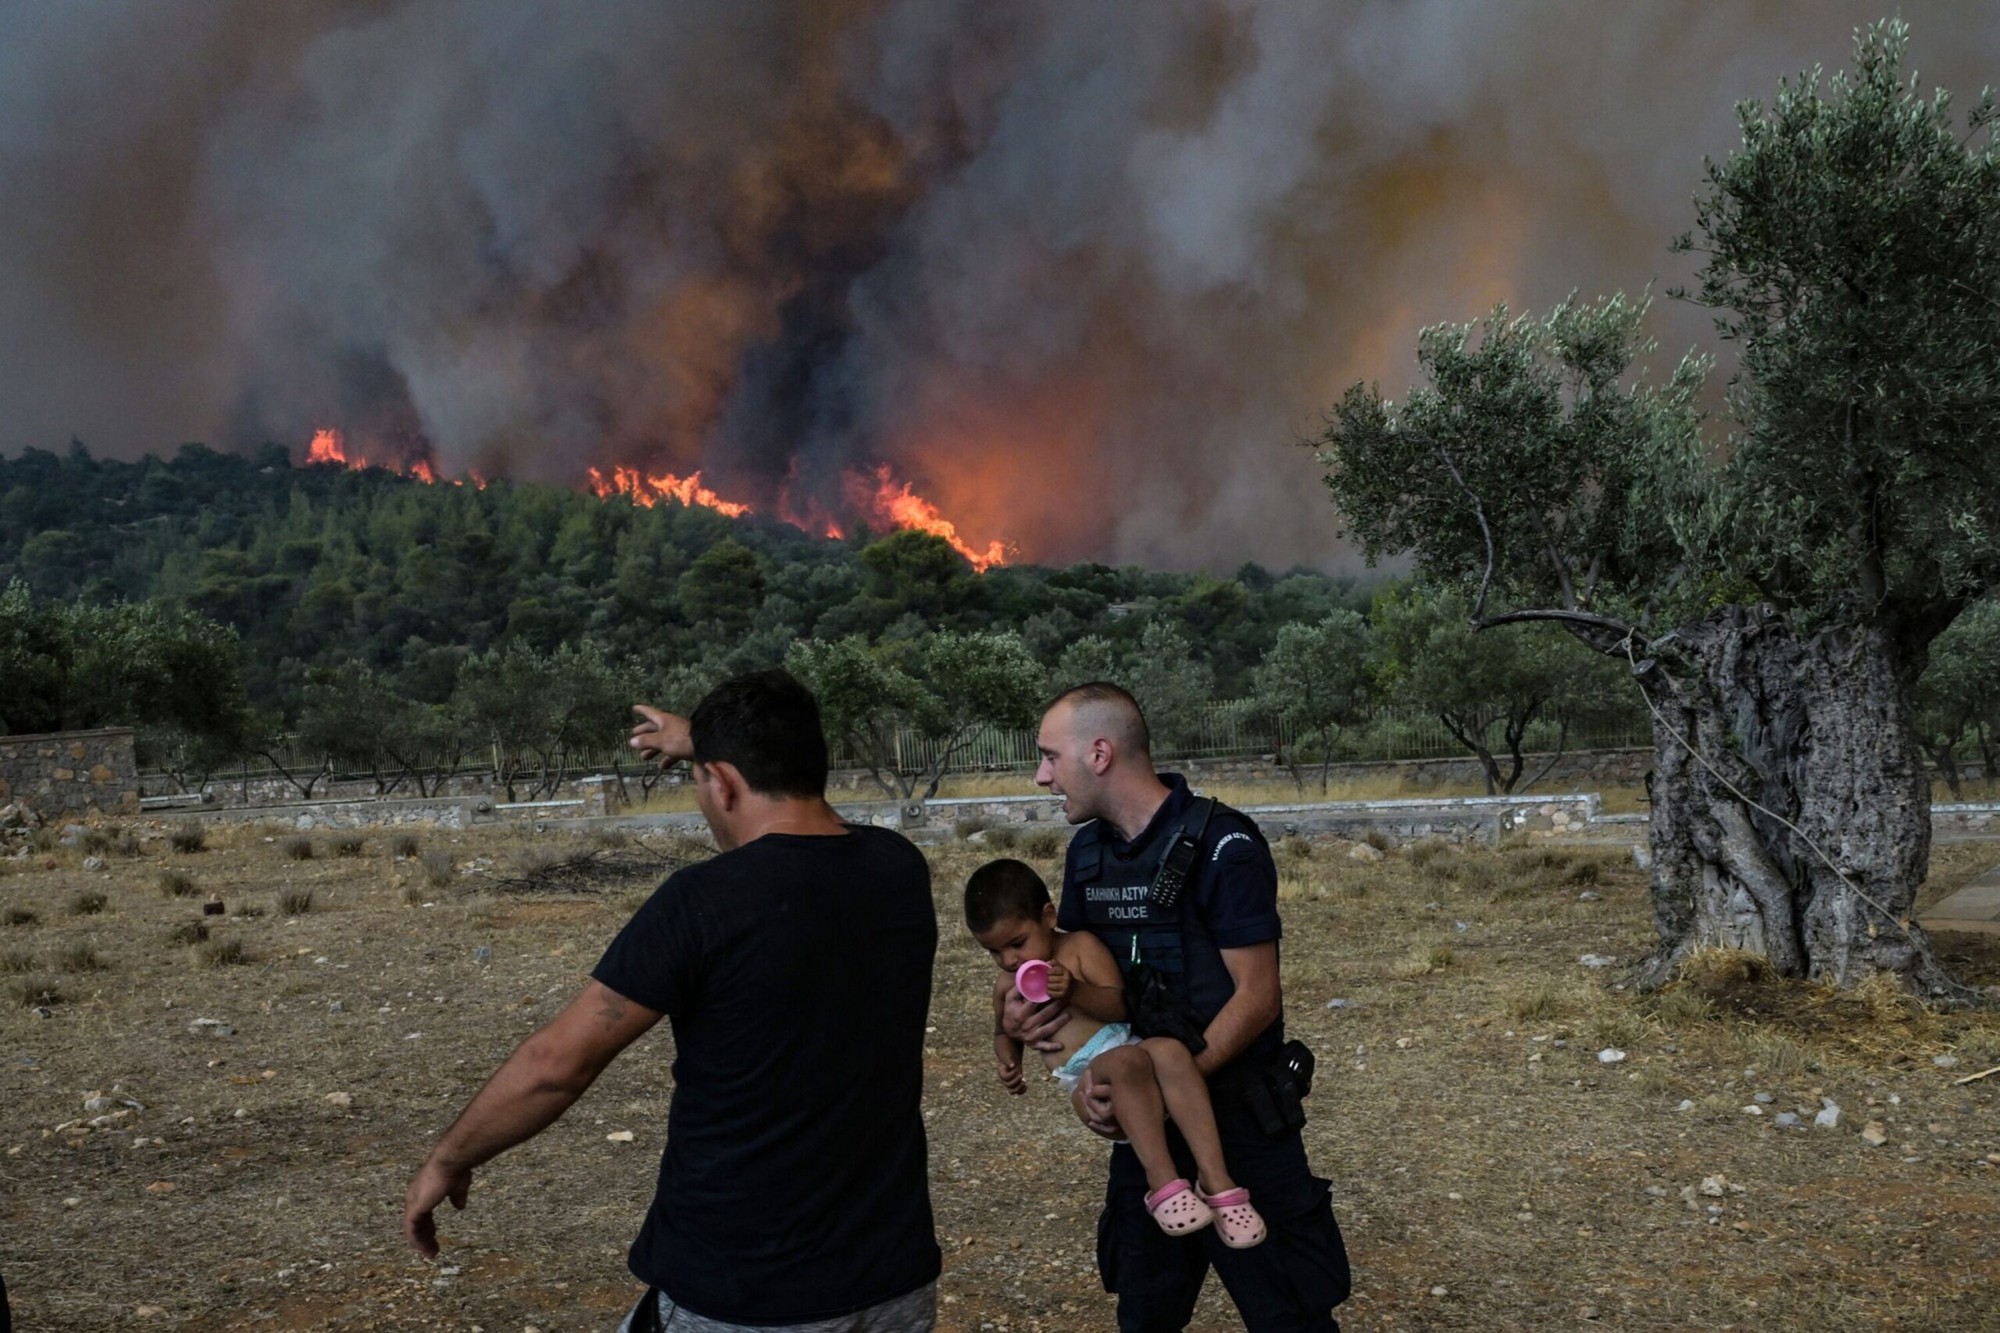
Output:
top-left (189, 795), bottom-right (497, 832)
top-left (919, 792), bottom-right (1603, 846)
top-left (1173, 748), bottom-right (1654, 793)
top-left (0, 728), bottom-right (140, 818)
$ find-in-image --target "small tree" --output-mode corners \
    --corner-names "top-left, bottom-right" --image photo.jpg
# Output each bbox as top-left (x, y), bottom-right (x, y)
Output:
top-left (455, 642), bottom-right (565, 802)
top-left (1369, 588), bottom-right (1620, 796)
top-left (1251, 610), bottom-right (1373, 794)
top-left (0, 580), bottom-right (252, 768)
top-left (790, 631), bottom-right (1044, 799)
top-left (1914, 599), bottom-right (2000, 799)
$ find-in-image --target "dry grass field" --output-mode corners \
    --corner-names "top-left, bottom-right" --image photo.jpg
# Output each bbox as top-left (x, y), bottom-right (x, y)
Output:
top-left (3, 816), bottom-right (2000, 1330)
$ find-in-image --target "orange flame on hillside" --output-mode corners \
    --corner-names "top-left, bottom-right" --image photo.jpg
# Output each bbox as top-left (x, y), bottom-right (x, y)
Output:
top-left (307, 428), bottom-right (355, 467)
top-left (304, 427), bottom-right (471, 484)
top-left (847, 464), bottom-right (1008, 572)
top-left (303, 431), bottom-right (1007, 567)
top-left (586, 465), bottom-right (753, 517)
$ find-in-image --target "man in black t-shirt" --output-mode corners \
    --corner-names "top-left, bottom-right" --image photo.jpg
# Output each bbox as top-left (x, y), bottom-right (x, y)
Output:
top-left (403, 670), bottom-right (941, 1331)
top-left (1008, 682), bottom-right (1350, 1332)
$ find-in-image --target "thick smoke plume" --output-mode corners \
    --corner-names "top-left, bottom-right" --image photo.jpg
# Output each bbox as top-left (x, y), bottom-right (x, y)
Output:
top-left (3, 0), bottom-right (1996, 568)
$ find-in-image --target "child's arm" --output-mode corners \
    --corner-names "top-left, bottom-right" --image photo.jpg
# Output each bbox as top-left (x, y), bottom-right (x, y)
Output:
top-left (1048, 930), bottom-right (1127, 1023)
top-left (990, 971), bottom-right (1027, 1095)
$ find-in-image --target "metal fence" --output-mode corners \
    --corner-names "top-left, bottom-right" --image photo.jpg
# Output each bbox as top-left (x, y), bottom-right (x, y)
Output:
top-left (148, 702), bottom-right (1651, 795)
top-left (826, 702), bottom-right (1650, 774)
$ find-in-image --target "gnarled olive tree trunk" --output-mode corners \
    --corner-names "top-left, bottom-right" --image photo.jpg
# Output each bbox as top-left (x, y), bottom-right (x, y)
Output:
top-left (1628, 606), bottom-right (1965, 995)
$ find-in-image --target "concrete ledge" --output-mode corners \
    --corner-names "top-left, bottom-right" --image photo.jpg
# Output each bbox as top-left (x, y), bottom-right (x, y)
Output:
top-left (176, 796), bottom-right (497, 831)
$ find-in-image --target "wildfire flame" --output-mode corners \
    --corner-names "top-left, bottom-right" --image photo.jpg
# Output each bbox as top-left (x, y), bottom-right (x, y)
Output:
top-left (307, 427), bottom-right (354, 467)
top-left (304, 427), bottom-right (472, 485)
top-left (303, 432), bottom-right (1006, 567)
top-left (848, 464), bottom-right (1008, 572)
top-left (586, 465), bottom-right (753, 518)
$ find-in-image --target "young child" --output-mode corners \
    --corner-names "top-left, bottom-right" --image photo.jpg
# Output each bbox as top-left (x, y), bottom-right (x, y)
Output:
top-left (964, 858), bottom-right (1265, 1247)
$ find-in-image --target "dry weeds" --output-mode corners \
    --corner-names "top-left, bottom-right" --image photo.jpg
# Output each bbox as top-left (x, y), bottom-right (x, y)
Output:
top-left (0, 821), bottom-right (1995, 1330)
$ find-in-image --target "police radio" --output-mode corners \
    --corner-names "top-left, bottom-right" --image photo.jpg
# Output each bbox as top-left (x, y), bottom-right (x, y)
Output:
top-left (1147, 798), bottom-right (1216, 912)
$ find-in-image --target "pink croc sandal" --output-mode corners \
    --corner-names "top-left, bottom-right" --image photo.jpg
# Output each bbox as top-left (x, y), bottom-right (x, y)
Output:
top-left (1199, 1186), bottom-right (1267, 1249)
top-left (1144, 1179), bottom-right (1214, 1237)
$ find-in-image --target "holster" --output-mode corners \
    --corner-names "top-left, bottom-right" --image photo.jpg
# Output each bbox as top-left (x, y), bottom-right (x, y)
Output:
top-left (1227, 1038), bottom-right (1315, 1137)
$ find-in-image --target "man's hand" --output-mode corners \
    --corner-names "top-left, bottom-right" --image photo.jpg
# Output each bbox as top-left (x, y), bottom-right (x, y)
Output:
top-left (629, 704), bottom-right (694, 765)
top-left (403, 1157), bottom-right (472, 1259)
top-left (1000, 987), bottom-right (1069, 1052)
top-left (1043, 961), bottom-right (1073, 1001)
top-left (1073, 1064), bottom-right (1122, 1140)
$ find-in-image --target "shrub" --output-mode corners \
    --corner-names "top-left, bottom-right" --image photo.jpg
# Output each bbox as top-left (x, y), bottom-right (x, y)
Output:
top-left (197, 938), bottom-right (249, 968)
top-left (57, 942), bottom-right (105, 973)
top-left (166, 921), bottom-right (209, 947)
top-left (233, 903), bottom-right (265, 919)
top-left (67, 891), bottom-right (108, 916)
top-left (1021, 828), bottom-right (1066, 859)
top-left (2, 907), bottom-right (38, 927)
top-left (1407, 838), bottom-right (1451, 868)
top-left (116, 834), bottom-right (142, 858)
top-left (1651, 986), bottom-right (1715, 1029)
top-left (979, 826), bottom-right (1021, 851)
top-left (0, 950), bottom-right (36, 974)
top-left (331, 834), bottom-right (365, 858)
top-left (79, 828), bottom-right (112, 854)
top-left (158, 869), bottom-right (198, 899)
top-left (9, 976), bottom-right (61, 1008)
top-left (402, 884), bottom-right (429, 906)
top-left (419, 849), bottom-right (455, 889)
top-left (277, 887), bottom-right (315, 916)
top-left (1565, 858), bottom-right (1604, 886)
top-left (1361, 828), bottom-right (1393, 852)
top-left (29, 828), bottom-right (59, 853)
top-left (170, 822), bottom-right (206, 854)
top-left (391, 832), bottom-right (421, 859)
top-left (1505, 981), bottom-right (1563, 1023)
top-left (282, 837), bottom-right (314, 861)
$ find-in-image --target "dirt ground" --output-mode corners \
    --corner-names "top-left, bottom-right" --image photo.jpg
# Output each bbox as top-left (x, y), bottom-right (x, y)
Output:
top-left (3, 816), bottom-right (1999, 1331)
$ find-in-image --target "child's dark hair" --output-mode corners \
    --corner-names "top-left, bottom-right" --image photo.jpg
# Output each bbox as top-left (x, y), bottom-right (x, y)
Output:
top-left (964, 858), bottom-right (1051, 933)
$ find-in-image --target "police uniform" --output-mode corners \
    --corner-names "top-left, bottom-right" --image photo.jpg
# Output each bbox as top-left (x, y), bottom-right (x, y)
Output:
top-left (1057, 774), bottom-right (1350, 1333)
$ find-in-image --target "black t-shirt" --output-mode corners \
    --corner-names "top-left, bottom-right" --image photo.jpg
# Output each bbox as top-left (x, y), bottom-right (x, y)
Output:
top-left (592, 824), bottom-right (941, 1324)
top-left (1056, 774), bottom-right (1284, 1066)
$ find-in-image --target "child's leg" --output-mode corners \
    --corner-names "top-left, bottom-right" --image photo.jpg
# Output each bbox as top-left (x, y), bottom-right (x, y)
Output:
top-left (1083, 1046), bottom-right (1178, 1192)
top-left (1138, 1037), bottom-right (1236, 1195)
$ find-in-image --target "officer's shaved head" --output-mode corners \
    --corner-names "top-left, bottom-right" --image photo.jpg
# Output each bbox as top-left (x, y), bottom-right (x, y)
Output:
top-left (1047, 681), bottom-right (1151, 763)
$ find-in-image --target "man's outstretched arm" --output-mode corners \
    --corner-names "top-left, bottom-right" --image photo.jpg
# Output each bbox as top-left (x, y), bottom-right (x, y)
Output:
top-left (403, 979), bottom-right (662, 1257)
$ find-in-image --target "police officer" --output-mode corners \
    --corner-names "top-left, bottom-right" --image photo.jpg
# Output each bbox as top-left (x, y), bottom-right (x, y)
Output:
top-left (1008, 682), bottom-right (1350, 1332)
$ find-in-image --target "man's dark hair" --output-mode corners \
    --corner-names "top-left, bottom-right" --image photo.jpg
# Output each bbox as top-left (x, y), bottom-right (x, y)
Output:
top-left (1046, 680), bottom-right (1151, 759)
top-left (689, 668), bottom-right (829, 798)
top-left (964, 858), bottom-right (1052, 933)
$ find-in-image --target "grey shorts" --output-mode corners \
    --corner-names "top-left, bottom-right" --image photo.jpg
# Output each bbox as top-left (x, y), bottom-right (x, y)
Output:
top-left (616, 1282), bottom-right (936, 1332)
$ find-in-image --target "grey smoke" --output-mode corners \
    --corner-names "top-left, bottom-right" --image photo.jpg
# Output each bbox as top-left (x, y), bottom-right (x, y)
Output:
top-left (1, 0), bottom-right (1996, 570)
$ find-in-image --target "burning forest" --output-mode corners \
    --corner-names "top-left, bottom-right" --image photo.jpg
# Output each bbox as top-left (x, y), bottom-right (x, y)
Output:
top-left (11, 3), bottom-right (2000, 571)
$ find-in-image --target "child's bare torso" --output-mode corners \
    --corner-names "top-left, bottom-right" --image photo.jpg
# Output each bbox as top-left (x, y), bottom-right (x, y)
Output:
top-left (1034, 932), bottom-right (1112, 1072)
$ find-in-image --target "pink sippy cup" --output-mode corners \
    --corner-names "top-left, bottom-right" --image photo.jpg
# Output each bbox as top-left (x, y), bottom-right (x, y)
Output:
top-left (1015, 959), bottom-right (1052, 1003)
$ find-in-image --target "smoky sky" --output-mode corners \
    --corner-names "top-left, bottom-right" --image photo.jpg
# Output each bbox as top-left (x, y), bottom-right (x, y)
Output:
top-left (3, 0), bottom-right (1998, 570)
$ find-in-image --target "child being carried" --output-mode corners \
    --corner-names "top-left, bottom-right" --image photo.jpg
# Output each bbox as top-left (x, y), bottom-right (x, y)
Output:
top-left (964, 858), bottom-right (1265, 1246)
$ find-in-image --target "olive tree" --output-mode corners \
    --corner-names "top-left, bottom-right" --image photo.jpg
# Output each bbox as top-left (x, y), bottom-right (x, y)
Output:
top-left (1315, 22), bottom-right (2000, 992)
top-left (1369, 588), bottom-right (1626, 796)
top-left (1914, 599), bottom-right (2000, 799)
top-left (789, 630), bottom-right (1043, 800)
top-left (1250, 610), bottom-right (1373, 794)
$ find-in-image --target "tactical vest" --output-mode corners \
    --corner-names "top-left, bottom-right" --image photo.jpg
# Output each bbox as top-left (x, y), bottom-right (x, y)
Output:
top-left (1069, 794), bottom-right (1246, 1030)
